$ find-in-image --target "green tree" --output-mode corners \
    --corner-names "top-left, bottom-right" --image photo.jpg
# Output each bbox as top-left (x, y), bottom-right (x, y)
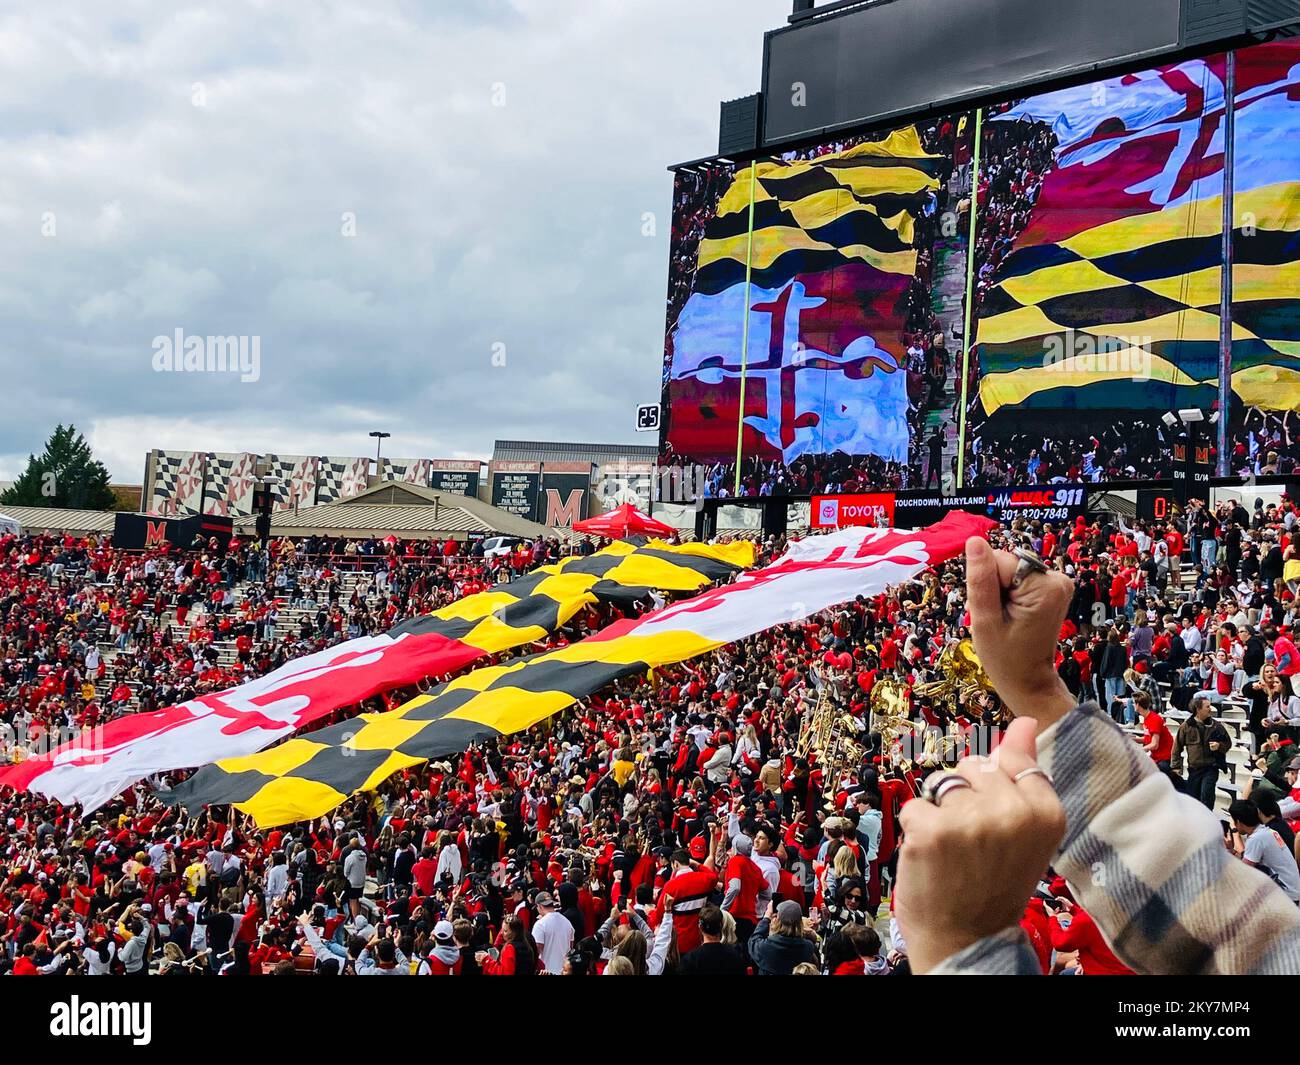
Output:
top-left (1, 424), bottom-right (116, 510)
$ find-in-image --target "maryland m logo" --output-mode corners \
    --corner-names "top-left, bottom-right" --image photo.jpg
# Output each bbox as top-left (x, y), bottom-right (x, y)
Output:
top-left (544, 489), bottom-right (585, 528)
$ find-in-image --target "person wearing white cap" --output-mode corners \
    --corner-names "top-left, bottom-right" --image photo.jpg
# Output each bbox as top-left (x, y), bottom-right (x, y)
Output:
top-left (427, 920), bottom-right (461, 975)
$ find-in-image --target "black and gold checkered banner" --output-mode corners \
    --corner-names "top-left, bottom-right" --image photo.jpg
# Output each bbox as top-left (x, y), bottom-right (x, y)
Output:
top-left (161, 512), bottom-right (991, 826)
top-left (1, 538), bottom-right (752, 814)
top-left (388, 538), bottom-right (755, 654)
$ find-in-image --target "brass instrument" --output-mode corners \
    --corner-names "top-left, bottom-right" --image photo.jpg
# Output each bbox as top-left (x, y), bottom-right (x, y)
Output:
top-left (869, 677), bottom-right (911, 768)
top-left (914, 639), bottom-right (996, 710)
top-left (795, 676), bottom-right (868, 810)
top-left (868, 677), bottom-right (951, 776)
top-left (873, 640), bottom-right (1000, 783)
top-left (795, 683), bottom-right (835, 761)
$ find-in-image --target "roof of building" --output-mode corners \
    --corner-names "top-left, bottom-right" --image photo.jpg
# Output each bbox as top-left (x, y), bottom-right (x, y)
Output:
top-left (1090, 491), bottom-right (1137, 519)
top-left (492, 440), bottom-right (657, 466)
top-left (2, 482), bottom-right (583, 542)
top-left (245, 480), bottom-right (570, 540)
top-left (2, 507), bottom-right (119, 534)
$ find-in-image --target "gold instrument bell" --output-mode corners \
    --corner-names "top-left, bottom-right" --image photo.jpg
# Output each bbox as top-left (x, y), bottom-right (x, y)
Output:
top-left (868, 677), bottom-right (910, 739)
top-left (871, 640), bottom-right (1000, 776)
top-left (914, 639), bottom-right (995, 708)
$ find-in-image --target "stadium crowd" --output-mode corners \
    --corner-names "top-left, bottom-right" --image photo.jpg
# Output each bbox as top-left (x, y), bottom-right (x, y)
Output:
top-left (1231, 408), bottom-right (1300, 480)
top-left (3, 490), bottom-right (1300, 976)
top-left (967, 425), bottom-right (1172, 486)
top-left (0, 531), bottom-right (589, 761)
top-left (960, 116), bottom-right (1172, 484)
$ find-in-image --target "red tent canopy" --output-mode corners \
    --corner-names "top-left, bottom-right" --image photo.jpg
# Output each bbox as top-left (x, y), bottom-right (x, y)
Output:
top-left (572, 503), bottom-right (676, 540)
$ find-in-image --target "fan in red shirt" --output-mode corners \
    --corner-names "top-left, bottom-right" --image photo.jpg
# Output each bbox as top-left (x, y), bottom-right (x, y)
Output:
top-left (1048, 897), bottom-right (1134, 975)
top-left (720, 833), bottom-right (766, 942)
top-left (1140, 703), bottom-right (1174, 765)
top-left (657, 827), bottom-right (722, 954)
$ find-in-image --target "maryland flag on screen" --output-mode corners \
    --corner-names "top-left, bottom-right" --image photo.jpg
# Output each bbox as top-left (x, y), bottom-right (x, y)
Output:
top-left (976, 56), bottom-right (1228, 416)
top-left (666, 129), bottom-right (943, 466)
top-left (976, 44), bottom-right (1300, 418)
top-left (0, 539), bottom-right (752, 813)
top-left (162, 512), bottom-right (993, 827)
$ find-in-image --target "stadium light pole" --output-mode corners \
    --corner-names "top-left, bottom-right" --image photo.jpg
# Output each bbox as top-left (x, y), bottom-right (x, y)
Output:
top-left (369, 431), bottom-right (391, 472)
top-left (198, 452), bottom-right (216, 517)
top-left (1218, 50), bottom-right (1236, 478)
top-left (254, 472), bottom-right (281, 542)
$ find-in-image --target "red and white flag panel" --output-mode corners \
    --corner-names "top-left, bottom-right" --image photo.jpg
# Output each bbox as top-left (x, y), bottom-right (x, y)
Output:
top-left (0, 632), bottom-right (486, 814)
top-left (0, 539), bottom-right (752, 812)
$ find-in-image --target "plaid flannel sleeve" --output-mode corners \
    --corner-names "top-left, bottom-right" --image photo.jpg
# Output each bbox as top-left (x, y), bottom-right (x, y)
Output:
top-left (931, 702), bottom-right (1300, 975)
top-left (929, 927), bottom-right (1041, 975)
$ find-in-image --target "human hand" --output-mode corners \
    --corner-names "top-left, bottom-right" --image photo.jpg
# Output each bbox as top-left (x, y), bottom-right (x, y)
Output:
top-left (894, 717), bottom-right (1066, 975)
top-left (963, 538), bottom-right (1076, 730)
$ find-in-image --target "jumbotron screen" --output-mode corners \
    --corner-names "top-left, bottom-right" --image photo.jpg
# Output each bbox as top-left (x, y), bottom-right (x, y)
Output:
top-left (659, 39), bottom-right (1300, 498)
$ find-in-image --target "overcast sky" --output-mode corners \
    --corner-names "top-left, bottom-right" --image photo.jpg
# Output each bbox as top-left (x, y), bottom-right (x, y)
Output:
top-left (0, 0), bottom-right (791, 482)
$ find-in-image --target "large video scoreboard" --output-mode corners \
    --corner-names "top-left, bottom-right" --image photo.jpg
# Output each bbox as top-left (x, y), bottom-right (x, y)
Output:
top-left (660, 3), bottom-right (1300, 501)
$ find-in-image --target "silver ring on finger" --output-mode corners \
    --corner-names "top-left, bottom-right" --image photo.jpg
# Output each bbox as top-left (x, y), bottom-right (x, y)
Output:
top-left (921, 771), bottom-right (973, 807)
top-left (1012, 766), bottom-right (1055, 789)
top-left (1010, 547), bottom-right (1050, 589)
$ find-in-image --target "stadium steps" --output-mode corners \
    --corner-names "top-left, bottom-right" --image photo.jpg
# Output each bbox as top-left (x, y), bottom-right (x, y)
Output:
top-left (89, 568), bottom-right (394, 710)
top-left (923, 233), bottom-right (965, 493)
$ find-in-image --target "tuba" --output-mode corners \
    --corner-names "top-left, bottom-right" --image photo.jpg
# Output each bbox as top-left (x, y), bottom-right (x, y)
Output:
top-left (893, 640), bottom-right (1001, 779)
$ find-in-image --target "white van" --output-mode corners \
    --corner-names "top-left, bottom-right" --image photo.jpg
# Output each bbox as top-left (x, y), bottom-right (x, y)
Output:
top-left (481, 535), bottom-right (524, 558)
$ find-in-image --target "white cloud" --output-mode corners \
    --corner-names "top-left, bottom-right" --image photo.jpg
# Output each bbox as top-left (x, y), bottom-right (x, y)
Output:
top-left (0, 0), bottom-right (790, 479)
top-left (75, 257), bottom-right (223, 324)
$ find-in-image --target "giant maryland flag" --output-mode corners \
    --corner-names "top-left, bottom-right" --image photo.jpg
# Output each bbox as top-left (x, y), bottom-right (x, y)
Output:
top-left (976, 43), bottom-right (1300, 418)
top-left (161, 512), bottom-right (993, 827)
top-left (665, 129), bottom-right (943, 467)
top-left (0, 540), bottom-right (752, 813)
